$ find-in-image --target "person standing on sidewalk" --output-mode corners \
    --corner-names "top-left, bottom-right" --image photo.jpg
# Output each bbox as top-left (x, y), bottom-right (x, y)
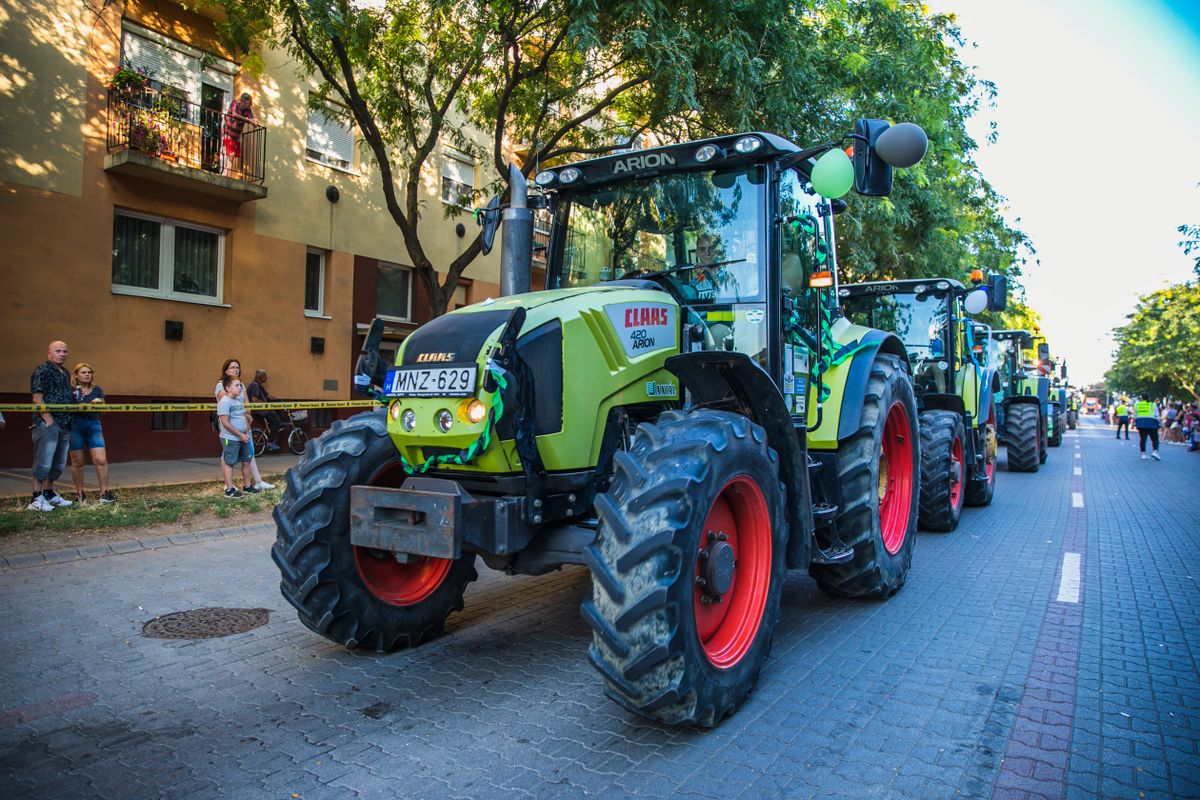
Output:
top-left (68, 363), bottom-right (115, 504)
top-left (215, 359), bottom-right (274, 490)
top-left (1114, 399), bottom-right (1131, 439)
top-left (1135, 393), bottom-right (1161, 461)
top-left (216, 377), bottom-right (258, 498)
top-left (28, 341), bottom-right (75, 511)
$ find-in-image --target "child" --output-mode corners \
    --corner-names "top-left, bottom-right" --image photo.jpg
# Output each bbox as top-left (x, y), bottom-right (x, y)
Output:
top-left (216, 377), bottom-right (259, 498)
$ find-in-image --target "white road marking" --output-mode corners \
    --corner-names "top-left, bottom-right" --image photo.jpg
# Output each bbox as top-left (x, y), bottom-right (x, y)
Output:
top-left (1075, 453), bottom-right (1081, 459)
top-left (1057, 552), bottom-right (1081, 603)
top-left (1072, 492), bottom-right (1084, 508)
top-left (1074, 467), bottom-right (1082, 476)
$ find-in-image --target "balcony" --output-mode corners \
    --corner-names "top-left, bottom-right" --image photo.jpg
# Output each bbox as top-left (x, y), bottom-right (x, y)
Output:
top-left (104, 89), bottom-right (268, 202)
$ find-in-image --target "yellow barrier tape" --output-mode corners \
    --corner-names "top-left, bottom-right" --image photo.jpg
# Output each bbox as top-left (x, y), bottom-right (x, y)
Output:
top-left (0, 400), bottom-right (380, 413)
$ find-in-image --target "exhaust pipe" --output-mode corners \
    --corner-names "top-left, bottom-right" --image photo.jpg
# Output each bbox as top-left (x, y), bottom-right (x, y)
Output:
top-left (500, 163), bottom-right (532, 297)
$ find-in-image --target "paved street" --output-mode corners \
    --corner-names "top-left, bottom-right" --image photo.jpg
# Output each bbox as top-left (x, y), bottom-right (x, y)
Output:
top-left (1, 415), bottom-right (1197, 799)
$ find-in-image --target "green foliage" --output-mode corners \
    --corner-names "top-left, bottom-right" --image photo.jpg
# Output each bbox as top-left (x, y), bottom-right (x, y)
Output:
top-left (199, 0), bottom-right (1034, 316)
top-left (1106, 282), bottom-right (1200, 401)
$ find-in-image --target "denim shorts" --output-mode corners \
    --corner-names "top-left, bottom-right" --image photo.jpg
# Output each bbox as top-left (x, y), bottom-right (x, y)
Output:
top-left (70, 417), bottom-right (106, 451)
top-left (221, 437), bottom-right (253, 465)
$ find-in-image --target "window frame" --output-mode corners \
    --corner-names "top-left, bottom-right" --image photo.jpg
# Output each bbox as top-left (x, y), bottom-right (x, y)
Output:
top-left (440, 149), bottom-right (476, 208)
top-left (304, 247), bottom-right (327, 317)
top-left (111, 209), bottom-right (227, 306)
top-left (375, 261), bottom-right (413, 323)
top-left (305, 98), bottom-right (356, 173)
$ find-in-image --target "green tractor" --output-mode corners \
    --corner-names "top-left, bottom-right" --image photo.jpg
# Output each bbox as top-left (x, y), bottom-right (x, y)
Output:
top-left (272, 121), bottom-right (930, 726)
top-left (838, 275), bottom-right (1006, 532)
top-left (988, 330), bottom-right (1053, 471)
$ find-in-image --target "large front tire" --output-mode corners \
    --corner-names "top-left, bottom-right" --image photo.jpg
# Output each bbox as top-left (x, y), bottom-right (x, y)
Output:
top-left (917, 410), bottom-right (965, 532)
top-left (272, 409), bottom-right (478, 652)
top-left (811, 353), bottom-right (919, 599)
top-left (965, 406), bottom-right (997, 507)
top-left (1005, 403), bottom-right (1040, 472)
top-left (583, 410), bottom-right (787, 727)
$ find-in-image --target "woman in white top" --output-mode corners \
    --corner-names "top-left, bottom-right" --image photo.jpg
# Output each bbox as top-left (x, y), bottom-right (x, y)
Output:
top-left (216, 358), bottom-right (274, 490)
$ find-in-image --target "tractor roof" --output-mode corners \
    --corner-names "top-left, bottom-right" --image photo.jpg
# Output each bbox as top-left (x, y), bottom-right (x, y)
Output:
top-left (838, 278), bottom-right (967, 298)
top-left (533, 132), bottom-right (804, 191)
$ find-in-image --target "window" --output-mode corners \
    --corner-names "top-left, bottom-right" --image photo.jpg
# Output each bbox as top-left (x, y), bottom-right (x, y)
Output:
top-left (376, 262), bottom-right (412, 321)
top-left (150, 410), bottom-right (186, 431)
top-left (306, 99), bottom-right (354, 170)
top-left (310, 409), bottom-right (333, 429)
top-left (441, 152), bottom-right (475, 207)
top-left (112, 211), bottom-right (224, 303)
top-left (305, 249), bottom-right (326, 315)
top-left (120, 24), bottom-right (237, 124)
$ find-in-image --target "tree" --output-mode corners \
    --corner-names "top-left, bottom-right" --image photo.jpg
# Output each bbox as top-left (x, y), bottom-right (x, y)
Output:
top-left (1106, 283), bottom-right (1200, 402)
top-left (1178, 222), bottom-right (1200, 278)
top-left (204, 0), bottom-right (1034, 317)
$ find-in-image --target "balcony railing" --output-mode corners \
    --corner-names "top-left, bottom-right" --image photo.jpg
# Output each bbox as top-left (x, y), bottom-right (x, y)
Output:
top-left (106, 89), bottom-right (266, 185)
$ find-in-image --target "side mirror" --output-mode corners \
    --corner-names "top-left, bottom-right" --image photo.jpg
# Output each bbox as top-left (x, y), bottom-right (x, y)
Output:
top-left (1061, 362), bottom-right (1068, 379)
top-left (1037, 343), bottom-right (1050, 360)
top-left (987, 273), bottom-right (1008, 311)
top-left (477, 195), bottom-right (502, 256)
top-left (852, 118), bottom-right (892, 196)
top-left (963, 288), bottom-right (989, 315)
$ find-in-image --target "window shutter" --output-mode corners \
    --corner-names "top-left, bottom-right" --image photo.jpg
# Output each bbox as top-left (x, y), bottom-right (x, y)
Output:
top-left (307, 106), bottom-right (354, 166)
top-left (122, 33), bottom-right (199, 101)
top-left (442, 157), bottom-right (474, 188)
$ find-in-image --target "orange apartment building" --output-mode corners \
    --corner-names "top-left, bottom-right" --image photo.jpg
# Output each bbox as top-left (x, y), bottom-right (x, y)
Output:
top-left (0, 0), bottom-right (507, 468)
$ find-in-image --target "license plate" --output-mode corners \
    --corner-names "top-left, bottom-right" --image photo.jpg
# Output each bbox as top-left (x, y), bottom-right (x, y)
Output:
top-left (384, 365), bottom-right (478, 398)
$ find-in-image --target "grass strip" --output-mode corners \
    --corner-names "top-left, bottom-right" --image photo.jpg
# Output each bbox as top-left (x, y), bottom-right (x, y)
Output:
top-left (0, 476), bottom-right (286, 535)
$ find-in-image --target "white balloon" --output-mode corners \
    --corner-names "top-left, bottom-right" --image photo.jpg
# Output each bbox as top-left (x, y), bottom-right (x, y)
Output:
top-left (964, 288), bottom-right (989, 315)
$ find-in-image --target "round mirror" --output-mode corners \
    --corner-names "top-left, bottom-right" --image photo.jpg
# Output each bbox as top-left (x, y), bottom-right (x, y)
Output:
top-left (964, 288), bottom-right (988, 315)
top-left (810, 149), bottom-right (854, 198)
top-left (875, 122), bottom-right (928, 168)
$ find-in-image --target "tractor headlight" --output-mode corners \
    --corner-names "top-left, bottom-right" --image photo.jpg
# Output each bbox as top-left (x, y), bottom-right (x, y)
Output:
top-left (558, 167), bottom-right (581, 184)
top-left (534, 170), bottom-right (556, 186)
top-left (734, 135), bottom-right (762, 154)
top-left (694, 144), bottom-right (721, 162)
top-left (400, 408), bottom-right (416, 432)
top-left (462, 398), bottom-right (487, 424)
top-left (436, 409), bottom-right (454, 433)
top-left (389, 401), bottom-right (402, 422)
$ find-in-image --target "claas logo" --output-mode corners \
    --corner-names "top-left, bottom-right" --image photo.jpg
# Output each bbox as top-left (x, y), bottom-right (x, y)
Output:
top-left (624, 307), bottom-right (669, 328)
top-left (415, 352), bottom-right (455, 363)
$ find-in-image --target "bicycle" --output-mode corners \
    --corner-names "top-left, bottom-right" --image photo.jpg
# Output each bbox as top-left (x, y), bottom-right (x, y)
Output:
top-left (251, 407), bottom-right (310, 457)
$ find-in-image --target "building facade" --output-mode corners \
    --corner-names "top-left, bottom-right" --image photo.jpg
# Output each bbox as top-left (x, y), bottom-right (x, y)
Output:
top-left (0, 0), bottom-right (503, 468)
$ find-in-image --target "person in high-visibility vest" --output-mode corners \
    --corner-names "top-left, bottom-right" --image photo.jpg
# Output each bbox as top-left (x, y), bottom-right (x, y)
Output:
top-left (1134, 393), bottom-right (1161, 461)
top-left (1114, 399), bottom-right (1131, 440)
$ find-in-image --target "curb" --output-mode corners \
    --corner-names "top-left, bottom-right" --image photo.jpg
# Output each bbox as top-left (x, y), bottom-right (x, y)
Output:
top-left (0, 521), bottom-right (276, 570)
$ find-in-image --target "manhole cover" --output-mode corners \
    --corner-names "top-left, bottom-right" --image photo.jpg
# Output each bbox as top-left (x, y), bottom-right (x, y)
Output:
top-left (142, 608), bottom-right (270, 640)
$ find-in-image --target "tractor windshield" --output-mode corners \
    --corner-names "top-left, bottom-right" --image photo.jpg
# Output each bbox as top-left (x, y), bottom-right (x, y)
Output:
top-left (841, 289), bottom-right (952, 394)
top-left (551, 167), bottom-right (765, 304)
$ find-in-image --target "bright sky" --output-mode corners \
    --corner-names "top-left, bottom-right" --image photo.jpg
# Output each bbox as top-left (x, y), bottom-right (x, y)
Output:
top-left (927, 0), bottom-right (1200, 386)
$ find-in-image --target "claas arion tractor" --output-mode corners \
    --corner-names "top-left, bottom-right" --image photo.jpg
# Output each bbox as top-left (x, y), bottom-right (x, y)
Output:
top-left (273, 121), bottom-right (929, 725)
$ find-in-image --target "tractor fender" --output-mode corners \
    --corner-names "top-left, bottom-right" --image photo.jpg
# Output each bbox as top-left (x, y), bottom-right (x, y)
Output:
top-left (921, 392), bottom-right (966, 417)
top-left (665, 351), bottom-right (813, 569)
top-left (830, 329), bottom-right (909, 443)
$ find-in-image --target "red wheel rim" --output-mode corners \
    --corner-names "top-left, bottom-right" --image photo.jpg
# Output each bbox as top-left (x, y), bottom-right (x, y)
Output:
top-left (694, 476), bottom-right (772, 670)
top-left (878, 401), bottom-right (914, 554)
top-left (949, 435), bottom-right (964, 509)
top-left (353, 460), bottom-right (453, 607)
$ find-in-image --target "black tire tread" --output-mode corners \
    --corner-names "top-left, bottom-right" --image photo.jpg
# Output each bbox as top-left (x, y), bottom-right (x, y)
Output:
top-left (917, 410), bottom-right (965, 532)
top-left (1006, 403), bottom-right (1040, 472)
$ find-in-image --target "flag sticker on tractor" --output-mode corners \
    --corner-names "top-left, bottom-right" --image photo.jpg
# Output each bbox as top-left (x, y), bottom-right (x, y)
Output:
top-left (605, 302), bottom-right (677, 358)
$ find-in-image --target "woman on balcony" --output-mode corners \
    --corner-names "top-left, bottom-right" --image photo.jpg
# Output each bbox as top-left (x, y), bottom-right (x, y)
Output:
top-left (223, 92), bottom-right (255, 179)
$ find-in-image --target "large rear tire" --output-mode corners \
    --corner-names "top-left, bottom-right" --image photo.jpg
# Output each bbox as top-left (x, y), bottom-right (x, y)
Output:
top-left (272, 409), bottom-right (478, 652)
top-left (810, 353), bottom-right (919, 599)
top-left (1005, 403), bottom-right (1040, 472)
top-left (917, 410), bottom-right (965, 532)
top-left (583, 410), bottom-right (787, 727)
top-left (1048, 405), bottom-right (1063, 447)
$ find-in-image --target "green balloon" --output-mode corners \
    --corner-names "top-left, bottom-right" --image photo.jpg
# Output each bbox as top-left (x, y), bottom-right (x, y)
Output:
top-left (811, 149), bottom-right (854, 198)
